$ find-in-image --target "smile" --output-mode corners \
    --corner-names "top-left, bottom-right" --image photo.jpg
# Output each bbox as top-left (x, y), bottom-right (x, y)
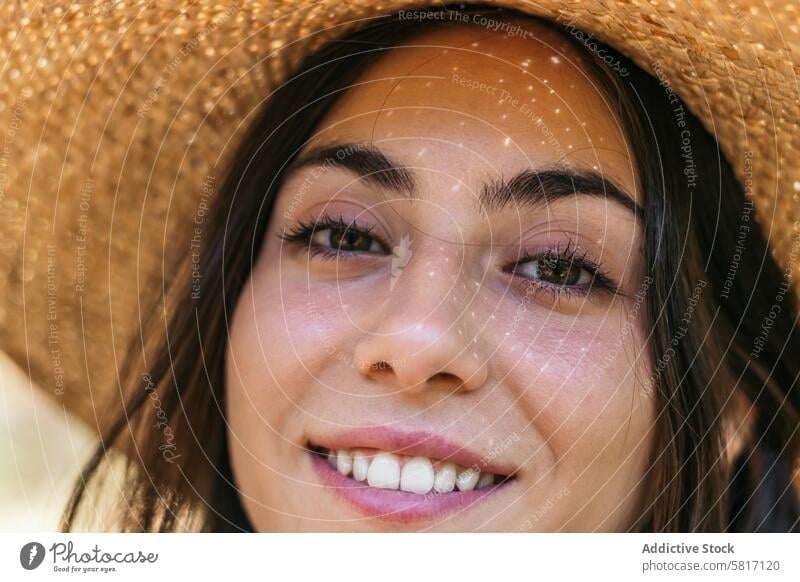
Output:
top-left (306, 428), bottom-right (516, 523)
top-left (310, 445), bottom-right (508, 494)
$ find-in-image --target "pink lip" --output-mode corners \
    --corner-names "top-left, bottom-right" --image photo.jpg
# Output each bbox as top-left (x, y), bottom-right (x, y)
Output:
top-left (310, 426), bottom-right (516, 476)
top-left (306, 427), bottom-right (517, 524)
top-left (309, 452), bottom-right (504, 523)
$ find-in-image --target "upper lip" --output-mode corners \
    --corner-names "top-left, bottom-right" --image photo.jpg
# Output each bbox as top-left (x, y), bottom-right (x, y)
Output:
top-left (307, 426), bottom-right (518, 477)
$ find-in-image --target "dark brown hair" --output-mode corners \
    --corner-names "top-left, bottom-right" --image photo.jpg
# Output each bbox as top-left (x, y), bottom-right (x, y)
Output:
top-left (63, 4), bottom-right (800, 532)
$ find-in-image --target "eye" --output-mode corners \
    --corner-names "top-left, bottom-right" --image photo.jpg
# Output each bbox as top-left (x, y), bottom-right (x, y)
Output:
top-left (309, 224), bottom-right (383, 254)
top-left (515, 252), bottom-right (592, 287)
top-left (505, 242), bottom-right (622, 299)
top-left (277, 213), bottom-right (389, 260)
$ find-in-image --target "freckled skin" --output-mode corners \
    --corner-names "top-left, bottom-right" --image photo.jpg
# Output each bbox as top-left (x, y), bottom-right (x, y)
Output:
top-left (225, 20), bottom-right (656, 531)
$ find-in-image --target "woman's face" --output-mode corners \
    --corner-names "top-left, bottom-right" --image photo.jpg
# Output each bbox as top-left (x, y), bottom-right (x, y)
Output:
top-left (226, 20), bottom-right (655, 531)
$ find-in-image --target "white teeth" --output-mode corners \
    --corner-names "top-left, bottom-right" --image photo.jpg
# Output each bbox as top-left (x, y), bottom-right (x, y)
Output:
top-left (321, 447), bottom-right (502, 495)
top-left (456, 467), bottom-right (480, 491)
top-left (336, 449), bottom-right (353, 476)
top-left (400, 456), bottom-right (435, 494)
top-left (476, 472), bottom-right (494, 489)
top-left (367, 452), bottom-right (401, 490)
top-left (433, 462), bottom-right (457, 493)
top-left (352, 450), bottom-right (369, 481)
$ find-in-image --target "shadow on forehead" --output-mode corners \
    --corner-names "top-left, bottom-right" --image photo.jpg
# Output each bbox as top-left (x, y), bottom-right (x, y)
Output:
top-left (389, 15), bottom-right (589, 68)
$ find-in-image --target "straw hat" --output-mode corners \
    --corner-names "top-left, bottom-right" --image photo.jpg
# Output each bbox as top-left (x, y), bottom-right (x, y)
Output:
top-left (1, 0), bottom-right (798, 435)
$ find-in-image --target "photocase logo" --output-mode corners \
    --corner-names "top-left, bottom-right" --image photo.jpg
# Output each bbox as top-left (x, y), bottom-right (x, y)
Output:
top-left (19, 542), bottom-right (45, 570)
top-left (390, 234), bottom-right (413, 290)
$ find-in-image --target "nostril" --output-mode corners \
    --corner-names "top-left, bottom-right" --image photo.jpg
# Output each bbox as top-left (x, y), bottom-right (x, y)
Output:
top-left (430, 371), bottom-right (457, 382)
top-left (370, 361), bottom-right (392, 372)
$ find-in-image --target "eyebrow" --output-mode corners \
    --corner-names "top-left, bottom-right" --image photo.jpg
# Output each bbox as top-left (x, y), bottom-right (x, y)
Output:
top-left (287, 142), bottom-right (643, 219)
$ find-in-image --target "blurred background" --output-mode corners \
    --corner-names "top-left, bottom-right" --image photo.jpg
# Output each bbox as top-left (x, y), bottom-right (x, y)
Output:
top-left (0, 351), bottom-right (96, 530)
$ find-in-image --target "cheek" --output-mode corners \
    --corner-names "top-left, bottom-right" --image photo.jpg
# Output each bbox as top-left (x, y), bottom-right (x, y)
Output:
top-left (498, 308), bottom-right (654, 468)
top-left (225, 261), bottom-right (358, 437)
top-left (228, 275), bottom-right (333, 397)
top-left (225, 270), bottom-right (301, 463)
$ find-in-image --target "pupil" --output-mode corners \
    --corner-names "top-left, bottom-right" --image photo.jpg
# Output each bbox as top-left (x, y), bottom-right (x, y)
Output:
top-left (537, 255), bottom-right (580, 286)
top-left (331, 228), bottom-right (370, 251)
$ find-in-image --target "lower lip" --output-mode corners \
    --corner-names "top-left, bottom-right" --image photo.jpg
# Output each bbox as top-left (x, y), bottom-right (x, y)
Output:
top-left (308, 451), bottom-right (504, 524)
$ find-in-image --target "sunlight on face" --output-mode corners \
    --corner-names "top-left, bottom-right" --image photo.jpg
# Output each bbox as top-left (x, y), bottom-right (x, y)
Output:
top-left (225, 19), bottom-right (655, 531)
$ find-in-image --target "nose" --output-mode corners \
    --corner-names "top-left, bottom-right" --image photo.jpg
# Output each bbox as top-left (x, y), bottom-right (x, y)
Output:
top-left (352, 249), bottom-right (489, 394)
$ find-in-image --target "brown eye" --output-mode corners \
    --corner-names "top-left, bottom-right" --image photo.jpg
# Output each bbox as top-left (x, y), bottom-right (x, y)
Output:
top-left (517, 253), bottom-right (591, 287)
top-left (311, 226), bottom-right (382, 253)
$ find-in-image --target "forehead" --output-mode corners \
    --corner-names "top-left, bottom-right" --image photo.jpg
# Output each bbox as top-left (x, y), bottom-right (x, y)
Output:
top-left (306, 19), bottom-right (640, 205)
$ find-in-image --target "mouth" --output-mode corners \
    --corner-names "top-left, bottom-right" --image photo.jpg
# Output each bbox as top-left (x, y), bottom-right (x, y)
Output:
top-left (306, 430), bottom-right (517, 524)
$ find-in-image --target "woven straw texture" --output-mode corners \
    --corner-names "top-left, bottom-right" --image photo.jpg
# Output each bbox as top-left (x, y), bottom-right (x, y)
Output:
top-left (0, 0), bottom-right (798, 432)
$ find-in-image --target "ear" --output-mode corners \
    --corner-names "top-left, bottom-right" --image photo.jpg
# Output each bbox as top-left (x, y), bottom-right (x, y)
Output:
top-left (723, 387), bottom-right (755, 465)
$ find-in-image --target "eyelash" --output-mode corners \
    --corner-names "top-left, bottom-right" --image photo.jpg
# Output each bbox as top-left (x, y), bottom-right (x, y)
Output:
top-left (276, 214), bottom-right (622, 299)
top-left (508, 241), bottom-right (622, 301)
top-left (277, 212), bottom-right (388, 260)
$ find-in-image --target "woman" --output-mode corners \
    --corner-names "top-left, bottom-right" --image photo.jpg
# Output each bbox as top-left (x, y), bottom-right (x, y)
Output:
top-left (2, 3), bottom-right (798, 532)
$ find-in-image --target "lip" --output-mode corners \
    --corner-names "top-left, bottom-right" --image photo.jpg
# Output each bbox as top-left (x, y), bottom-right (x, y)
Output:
top-left (309, 426), bottom-right (518, 476)
top-left (306, 426), bottom-right (518, 524)
top-left (309, 453), bottom-right (506, 523)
